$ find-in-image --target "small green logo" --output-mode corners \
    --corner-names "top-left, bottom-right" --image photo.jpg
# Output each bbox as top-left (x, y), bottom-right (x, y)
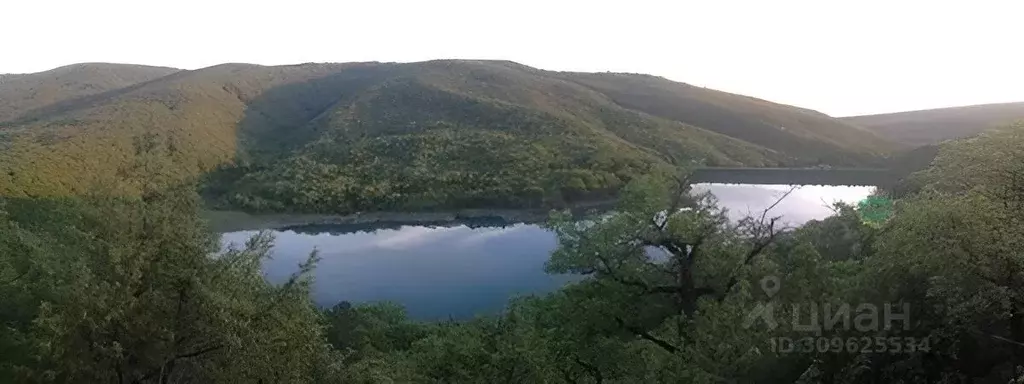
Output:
top-left (857, 196), bottom-right (893, 226)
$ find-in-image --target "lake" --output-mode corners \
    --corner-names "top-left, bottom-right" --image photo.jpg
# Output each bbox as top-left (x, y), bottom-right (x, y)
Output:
top-left (220, 184), bottom-right (873, 320)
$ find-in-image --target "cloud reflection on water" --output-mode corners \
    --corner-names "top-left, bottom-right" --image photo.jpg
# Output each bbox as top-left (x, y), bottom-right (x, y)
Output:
top-left (221, 184), bottom-right (873, 319)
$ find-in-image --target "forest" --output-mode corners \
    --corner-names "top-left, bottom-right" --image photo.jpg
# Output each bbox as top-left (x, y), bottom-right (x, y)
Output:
top-left (2, 60), bottom-right (895, 213)
top-left (3, 122), bottom-right (1024, 382)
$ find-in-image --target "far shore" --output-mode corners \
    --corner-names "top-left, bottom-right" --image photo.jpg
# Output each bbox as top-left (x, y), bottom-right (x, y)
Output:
top-left (203, 200), bottom-right (617, 233)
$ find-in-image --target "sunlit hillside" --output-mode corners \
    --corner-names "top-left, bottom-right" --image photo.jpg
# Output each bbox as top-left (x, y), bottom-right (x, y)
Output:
top-left (0, 60), bottom-right (896, 212)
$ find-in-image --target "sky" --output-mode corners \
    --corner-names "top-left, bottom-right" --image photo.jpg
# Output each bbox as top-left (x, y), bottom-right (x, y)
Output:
top-left (3, 0), bottom-right (1022, 116)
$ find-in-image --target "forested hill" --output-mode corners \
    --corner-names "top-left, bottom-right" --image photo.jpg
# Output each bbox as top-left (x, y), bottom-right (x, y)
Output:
top-left (0, 60), bottom-right (894, 213)
top-left (0, 63), bottom-right (179, 123)
top-left (844, 102), bottom-right (1024, 146)
top-left (558, 72), bottom-right (895, 164)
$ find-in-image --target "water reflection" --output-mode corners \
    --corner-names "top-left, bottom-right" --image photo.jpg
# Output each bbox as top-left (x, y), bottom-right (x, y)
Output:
top-left (692, 184), bottom-right (874, 225)
top-left (280, 216), bottom-right (519, 236)
top-left (220, 184), bottom-right (873, 320)
top-left (221, 223), bottom-right (568, 320)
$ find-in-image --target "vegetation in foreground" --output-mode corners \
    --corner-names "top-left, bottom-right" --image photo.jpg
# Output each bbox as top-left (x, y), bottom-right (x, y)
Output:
top-left (2, 122), bottom-right (1024, 382)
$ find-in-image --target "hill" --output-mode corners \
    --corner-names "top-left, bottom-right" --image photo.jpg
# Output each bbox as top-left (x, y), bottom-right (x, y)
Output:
top-left (559, 71), bottom-right (895, 165)
top-left (0, 63), bottom-right (180, 123)
top-left (0, 60), bottom-right (894, 213)
top-left (844, 102), bottom-right (1024, 146)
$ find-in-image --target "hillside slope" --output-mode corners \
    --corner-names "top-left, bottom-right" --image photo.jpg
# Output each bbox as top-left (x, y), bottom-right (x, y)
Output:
top-left (561, 72), bottom-right (897, 165)
top-left (0, 60), bottom-right (893, 213)
top-left (844, 102), bottom-right (1024, 146)
top-left (0, 63), bottom-right (179, 123)
top-left (0, 62), bottom-right (363, 197)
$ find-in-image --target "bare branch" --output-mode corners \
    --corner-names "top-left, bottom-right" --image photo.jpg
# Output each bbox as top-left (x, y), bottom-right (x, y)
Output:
top-left (760, 186), bottom-right (798, 224)
top-left (820, 196), bottom-right (841, 214)
top-left (713, 188), bottom-right (796, 302)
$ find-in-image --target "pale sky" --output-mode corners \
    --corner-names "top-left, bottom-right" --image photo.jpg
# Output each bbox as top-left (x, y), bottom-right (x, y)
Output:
top-left (3, 0), bottom-right (1022, 116)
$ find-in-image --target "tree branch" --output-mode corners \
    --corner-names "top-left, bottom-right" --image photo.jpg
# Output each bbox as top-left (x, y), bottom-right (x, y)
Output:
top-left (653, 177), bottom-right (690, 231)
top-left (174, 346), bottom-right (222, 360)
top-left (715, 188), bottom-right (794, 301)
top-left (593, 252), bottom-right (680, 295)
top-left (615, 317), bottom-right (678, 354)
top-left (134, 345), bottom-right (224, 383)
top-left (760, 186), bottom-right (797, 225)
top-left (597, 257), bottom-right (682, 295)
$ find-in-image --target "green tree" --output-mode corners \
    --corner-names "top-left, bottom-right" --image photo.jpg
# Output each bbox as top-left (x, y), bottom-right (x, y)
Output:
top-left (0, 188), bottom-right (339, 383)
top-left (539, 176), bottom-right (833, 381)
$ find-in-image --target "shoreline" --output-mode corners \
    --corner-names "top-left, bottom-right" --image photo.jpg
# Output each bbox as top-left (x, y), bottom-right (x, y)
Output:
top-left (204, 199), bottom-right (617, 233)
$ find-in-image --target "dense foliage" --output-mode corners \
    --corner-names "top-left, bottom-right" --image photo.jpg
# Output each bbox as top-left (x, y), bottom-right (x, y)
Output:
top-left (204, 127), bottom-right (668, 213)
top-left (0, 189), bottom-right (341, 382)
top-left (6, 122), bottom-right (1024, 382)
top-left (5, 57), bottom-right (1024, 383)
top-left (2, 60), bottom-right (895, 214)
top-left (315, 123), bottom-right (1024, 382)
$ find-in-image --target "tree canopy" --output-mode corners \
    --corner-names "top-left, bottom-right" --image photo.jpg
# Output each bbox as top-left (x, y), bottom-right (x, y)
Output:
top-left (4, 123), bottom-right (1024, 382)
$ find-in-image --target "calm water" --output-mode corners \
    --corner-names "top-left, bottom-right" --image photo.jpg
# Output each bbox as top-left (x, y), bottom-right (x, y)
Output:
top-left (220, 184), bottom-right (873, 319)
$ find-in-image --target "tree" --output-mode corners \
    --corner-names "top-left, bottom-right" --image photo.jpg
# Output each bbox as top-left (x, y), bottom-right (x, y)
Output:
top-left (541, 175), bottom-right (820, 381)
top-left (0, 188), bottom-right (339, 383)
top-left (802, 122), bottom-right (1024, 382)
